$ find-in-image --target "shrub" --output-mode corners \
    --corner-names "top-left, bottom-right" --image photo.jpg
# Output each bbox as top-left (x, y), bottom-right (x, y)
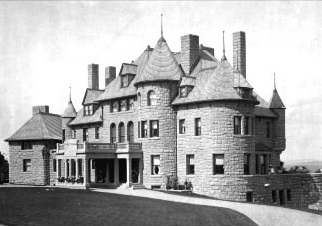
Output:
top-left (57, 176), bottom-right (65, 183)
top-left (76, 176), bottom-right (84, 184)
top-left (166, 175), bottom-right (178, 190)
top-left (287, 165), bottom-right (310, 174)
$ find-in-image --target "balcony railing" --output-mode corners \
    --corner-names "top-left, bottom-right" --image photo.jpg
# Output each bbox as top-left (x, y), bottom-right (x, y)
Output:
top-left (56, 141), bottom-right (142, 155)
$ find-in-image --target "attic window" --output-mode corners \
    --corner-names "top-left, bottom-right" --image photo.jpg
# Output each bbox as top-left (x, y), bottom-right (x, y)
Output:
top-left (84, 105), bottom-right (93, 116)
top-left (180, 87), bottom-right (188, 98)
top-left (121, 75), bottom-right (128, 88)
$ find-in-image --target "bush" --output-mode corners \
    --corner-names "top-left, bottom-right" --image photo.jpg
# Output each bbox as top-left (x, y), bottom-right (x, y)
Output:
top-left (57, 176), bottom-right (65, 183)
top-left (314, 169), bottom-right (322, 173)
top-left (166, 175), bottom-right (178, 190)
top-left (287, 165), bottom-right (310, 174)
top-left (76, 176), bottom-right (84, 184)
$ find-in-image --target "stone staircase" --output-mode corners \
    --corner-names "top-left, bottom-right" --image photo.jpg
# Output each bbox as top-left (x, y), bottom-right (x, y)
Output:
top-left (131, 183), bottom-right (146, 190)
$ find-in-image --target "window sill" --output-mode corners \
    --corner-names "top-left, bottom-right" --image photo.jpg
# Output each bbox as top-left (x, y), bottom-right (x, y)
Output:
top-left (148, 137), bottom-right (160, 140)
top-left (21, 149), bottom-right (33, 152)
top-left (186, 174), bottom-right (195, 177)
top-left (22, 172), bottom-right (32, 174)
top-left (233, 135), bottom-right (254, 138)
top-left (109, 110), bottom-right (135, 115)
top-left (150, 174), bottom-right (162, 178)
top-left (212, 174), bottom-right (225, 177)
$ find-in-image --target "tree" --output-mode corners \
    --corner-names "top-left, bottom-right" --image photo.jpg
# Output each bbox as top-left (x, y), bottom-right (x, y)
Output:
top-left (0, 152), bottom-right (9, 183)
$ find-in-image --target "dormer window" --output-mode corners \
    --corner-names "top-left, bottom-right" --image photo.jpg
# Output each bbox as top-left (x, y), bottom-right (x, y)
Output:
top-left (121, 75), bottom-right (129, 88)
top-left (180, 86), bottom-right (192, 98)
top-left (84, 105), bottom-right (93, 116)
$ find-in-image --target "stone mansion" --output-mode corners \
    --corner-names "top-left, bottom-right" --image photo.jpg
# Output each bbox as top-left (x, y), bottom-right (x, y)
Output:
top-left (6, 30), bottom-right (322, 207)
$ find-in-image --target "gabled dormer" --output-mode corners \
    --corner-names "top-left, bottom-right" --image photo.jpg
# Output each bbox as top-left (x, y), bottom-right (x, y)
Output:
top-left (119, 63), bottom-right (138, 88)
top-left (81, 89), bottom-right (104, 117)
top-left (179, 76), bottom-right (196, 98)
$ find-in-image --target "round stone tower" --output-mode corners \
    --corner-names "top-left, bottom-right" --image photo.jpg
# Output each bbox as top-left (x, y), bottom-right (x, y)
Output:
top-left (134, 36), bottom-right (183, 188)
top-left (62, 88), bottom-right (77, 142)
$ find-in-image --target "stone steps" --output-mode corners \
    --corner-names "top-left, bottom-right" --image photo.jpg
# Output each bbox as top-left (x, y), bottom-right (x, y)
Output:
top-left (131, 183), bottom-right (146, 190)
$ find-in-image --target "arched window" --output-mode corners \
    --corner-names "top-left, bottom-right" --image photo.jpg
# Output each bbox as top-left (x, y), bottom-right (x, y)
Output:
top-left (127, 121), bottom-right (134, 142)
top-left (138, 92), bottom-right (141, 107)
top-left (147, 90), bottom-right (157, 106)
top-left (119, 122), bottom-right (125, 143)
top-left (110, 123), bottom-right (116, 143)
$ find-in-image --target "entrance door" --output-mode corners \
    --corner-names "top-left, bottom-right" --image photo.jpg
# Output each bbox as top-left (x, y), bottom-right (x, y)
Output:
top-left (119, 159), bottom-right (127, 183)
top-left (131, 158), bottom-right (139, 183)
top-left (96, 160), bottom-right (107, 183)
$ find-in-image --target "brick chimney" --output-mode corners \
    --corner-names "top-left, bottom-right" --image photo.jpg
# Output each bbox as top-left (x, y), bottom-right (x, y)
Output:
top-left (88, 64), bottom-right (99, 90)
top-left (181, 34), bottom-right (199, 75)
top-left (233, 31), bottom-right (246, 78)
top-left (105, 66), bottom-right (116, 87)
top-left (32, 105), bottom-right (49, 116)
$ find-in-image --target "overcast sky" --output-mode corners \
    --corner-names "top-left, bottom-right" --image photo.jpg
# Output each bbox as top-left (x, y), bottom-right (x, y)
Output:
top-left (1, 1), bottom-right (321, 162)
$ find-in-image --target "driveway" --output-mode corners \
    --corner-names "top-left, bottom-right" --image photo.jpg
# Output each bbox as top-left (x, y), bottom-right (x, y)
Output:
top-left (92, 188), bottom-right (322, 226)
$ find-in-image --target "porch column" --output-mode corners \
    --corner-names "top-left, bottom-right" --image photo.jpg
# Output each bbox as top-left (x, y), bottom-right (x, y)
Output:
top-left (56, 159), bottom-right (59, 178)
top-left (76, 159), bottom-right (79, 178)
top-left (70, 158), bottom-right (73, 177)
top-left (126, 156), bottom-right (132, 186)
top-left (139, 157), bottom-right (143, 184)
top-left (114, 158), bottom-right (119, 185)
top-left (84, 158), bottom-right (89, 187)
top-left (65, 159), bottom-right (68, 178)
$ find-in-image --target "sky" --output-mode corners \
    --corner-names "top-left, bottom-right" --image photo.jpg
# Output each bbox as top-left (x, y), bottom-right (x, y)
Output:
top-left (1, 1), bottom-right (322, 162)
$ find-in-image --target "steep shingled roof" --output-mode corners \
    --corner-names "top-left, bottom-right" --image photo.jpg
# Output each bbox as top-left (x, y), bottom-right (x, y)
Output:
top-left (68, 108), bottom-right (102, 126)
top-left (5, 113), bottom-right (62, 141)
top-left (269, 89), bottom-right (286, 109)
top-left (82, 89), bottom-right (104, 105)
top-left (62, 101), bottom-right (77, 118)
top-left (134, 36), bottom-right (183, 85)
top-left (173, 61), bottom-right (253, 105)
top-left (253, 93), bottom-right (277, 118)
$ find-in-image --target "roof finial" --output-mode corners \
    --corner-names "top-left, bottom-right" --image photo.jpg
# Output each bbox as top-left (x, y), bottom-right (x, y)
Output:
top-left (274, 72), bottom-right (276, 90)
top-left (161, 13), bottom-right (163, 37)
top-left (69, 86), bottom-right (72, 102)
top-left (221, 31), bottom-right (227, 61)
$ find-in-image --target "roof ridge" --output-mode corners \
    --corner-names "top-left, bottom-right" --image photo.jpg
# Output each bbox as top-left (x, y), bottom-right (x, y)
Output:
top-left (38, 112), bottom-right (61, 117)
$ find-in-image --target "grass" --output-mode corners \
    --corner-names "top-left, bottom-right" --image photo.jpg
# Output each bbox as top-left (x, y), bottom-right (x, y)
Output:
top-left (0, 187), bottom-right (258, 226)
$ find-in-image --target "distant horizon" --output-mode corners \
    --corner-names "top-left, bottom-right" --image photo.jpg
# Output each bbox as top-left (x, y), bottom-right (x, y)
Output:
top-left (1, 1), bottom-right (322, 162)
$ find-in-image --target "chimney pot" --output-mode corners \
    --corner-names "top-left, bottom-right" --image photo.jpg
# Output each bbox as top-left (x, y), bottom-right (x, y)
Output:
top-left (32, 105), bottom-right (49, 116)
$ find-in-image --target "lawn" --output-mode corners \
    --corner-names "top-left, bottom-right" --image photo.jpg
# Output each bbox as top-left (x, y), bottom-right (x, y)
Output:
top-left (0, 187), bottom-right (258, 226)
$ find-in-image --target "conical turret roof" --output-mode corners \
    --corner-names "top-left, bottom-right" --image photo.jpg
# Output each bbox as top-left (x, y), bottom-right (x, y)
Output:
top-left (62, 100), bottom-right (77, 118)
top-left (134, 36), bottom-right (183, 85)
top-left (268, 89), bottom-right (285, 109)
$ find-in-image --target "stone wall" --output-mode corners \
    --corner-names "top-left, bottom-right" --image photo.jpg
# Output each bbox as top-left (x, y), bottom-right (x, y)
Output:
top-left (9, 140), bottom-right (58, 185)
top-left (186, 173), bottom-right (322, 208)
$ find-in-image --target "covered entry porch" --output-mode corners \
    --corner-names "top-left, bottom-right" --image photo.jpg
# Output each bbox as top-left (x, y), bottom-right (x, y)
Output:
top-left (55, 140), bottom-right (143, 189)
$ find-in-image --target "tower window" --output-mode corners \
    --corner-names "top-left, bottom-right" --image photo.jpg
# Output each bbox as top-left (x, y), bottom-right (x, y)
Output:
top-left (147, 91), bottom-right (157, 106)
top-left (234, 116), bottom-right (241, 134)
top-left (141, 121), bottom-right (148, 138)
top-left (213, 154), bottom-right (224, 174)
top-left (150, 120), bottom-right (159, 137)
top-left (244, 154), bottom-right (251, 175)
top-left (151, 155), bottom-right (160, 175)
top-left (186, 155), bottom-right (195, 175)
top-left (266, 122), bottom-right (270, 138)
top-left (244, 117), bottom-right (249, 135)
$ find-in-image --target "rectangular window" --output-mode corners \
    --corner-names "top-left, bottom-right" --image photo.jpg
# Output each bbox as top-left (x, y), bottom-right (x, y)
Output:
top-left (62, 129), bottom-right (65, 142)
top-left (186, 155), bottom-right (195, 175)
top-left (180, 87), bottom-right (187, 98)
top-left (213, 154), bottom-right (224, 174)
top-left (150, 120), bottom-right (159, 137)
top-left (179, 119), bottom-right (185, 134)
top-left (112, 101), bottom-right (118, 113)
top-left (95, 127), bottom-right (100, 139)
top-left (195, 118), bottom-right (201, 136)
top-left (260, 154), bottom-right (267, 174)
top-left (128, 98), bottom-right (135, 110)
top-left (53, 159), bottom-right (57, 172)
top-left (84, 105), bottom-right (89, 115)
top-left (244, 154), bottom-right (250, 175)
top-left (83, 128), bottom-right (88, 142)
top-left (151, 155), bottom-right (160, 175)
top-left (78, 159), bottom-right (83, 176)
top-left (23, 159), bottom-right (31, 172)
top-left (244, 117), bottom-right (249, 135)
top-left (266, 122), bottom-right (270, 138)
top-left (89, 105), bottom-right (93, 115)
top-left (141, 121), bottom-right (148, 138)
top-left (72, 130), bottom-right (76, 139)
top-left (120, 99), bottom-right (127, 111)
top-left (287, 189), bottom-right (292, 201)
top-left (21, 141), bottom-right (32, 150)
top-left (138, 122), bottom-right (141, 138)
top-left (272, 190), bottom-right (277, 203)
top-left (255, 154), bottom-right (260, 174)
top-left (234, 116), bottom-right (241, 134)
top-left (251, 117), bottom-right (255, 135)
